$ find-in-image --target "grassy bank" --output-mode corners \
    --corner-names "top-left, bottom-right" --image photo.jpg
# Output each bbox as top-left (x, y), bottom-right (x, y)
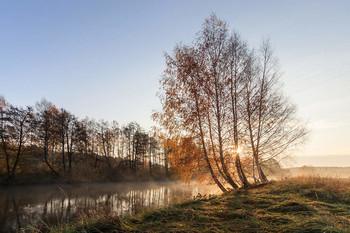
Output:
top-left (33, 177), bottom-right (350, 232)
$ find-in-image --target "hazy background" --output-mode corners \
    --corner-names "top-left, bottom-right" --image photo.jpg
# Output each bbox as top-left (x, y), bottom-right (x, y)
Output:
top-left (1, 0), bottom-right (349, 166)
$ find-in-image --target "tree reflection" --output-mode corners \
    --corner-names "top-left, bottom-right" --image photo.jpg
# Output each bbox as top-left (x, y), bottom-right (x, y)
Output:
top-left (0, 182), bottom-right (219, 232)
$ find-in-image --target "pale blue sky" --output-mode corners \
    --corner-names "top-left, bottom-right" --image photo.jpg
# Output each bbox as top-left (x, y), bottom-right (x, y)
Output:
top-left (1, 1), bottom-right (349, 160)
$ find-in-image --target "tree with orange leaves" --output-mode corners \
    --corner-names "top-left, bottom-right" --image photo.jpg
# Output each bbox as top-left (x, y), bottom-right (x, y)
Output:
top-left (154, 14), bottom-right (307, 191)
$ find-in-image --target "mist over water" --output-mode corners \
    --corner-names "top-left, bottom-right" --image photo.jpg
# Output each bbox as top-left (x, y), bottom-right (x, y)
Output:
top-left (0, 181), bottom-right (220, 232)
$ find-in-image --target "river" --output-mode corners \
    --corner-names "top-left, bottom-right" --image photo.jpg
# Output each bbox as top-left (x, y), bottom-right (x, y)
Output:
top-left (0, 181), bottom-right (220, 232)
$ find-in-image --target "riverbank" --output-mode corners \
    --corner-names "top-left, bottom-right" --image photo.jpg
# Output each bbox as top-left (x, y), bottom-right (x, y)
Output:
top-left (39, 177), bottom-right (350, 232)
top-left (1, 180), bottom-right (219, 232)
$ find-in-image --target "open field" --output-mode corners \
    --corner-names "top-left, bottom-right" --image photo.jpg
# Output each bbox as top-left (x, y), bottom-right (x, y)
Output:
top-left (283, 167), bottom-right (350, 179)
top-left (33, 176), bottom-right (350, 232)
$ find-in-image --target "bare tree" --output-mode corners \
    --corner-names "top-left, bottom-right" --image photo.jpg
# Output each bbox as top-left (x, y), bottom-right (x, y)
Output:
top-left (35, 99), bottom-right (60, 177)
top-left (0, 98), bottom-right (33, 179)
top-left (243, 40), bottom-right (308, 183)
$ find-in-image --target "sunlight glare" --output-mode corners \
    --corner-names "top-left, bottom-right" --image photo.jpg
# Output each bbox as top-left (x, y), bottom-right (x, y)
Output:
top-left (236, 146), bottom-right (242, 154)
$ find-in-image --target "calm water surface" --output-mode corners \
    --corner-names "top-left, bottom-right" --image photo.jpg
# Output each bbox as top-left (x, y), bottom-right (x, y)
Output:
top-left (0, 181), bottom-right (220, 232)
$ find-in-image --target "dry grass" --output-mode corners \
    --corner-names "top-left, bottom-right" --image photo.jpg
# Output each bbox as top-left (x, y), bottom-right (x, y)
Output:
top-left (288, 176), bottom-right (350, 191)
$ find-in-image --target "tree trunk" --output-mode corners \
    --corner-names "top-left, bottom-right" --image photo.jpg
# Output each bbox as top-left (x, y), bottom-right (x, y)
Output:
top-left (195, 94), bottom-right (227, 193)
top-left (207, 112), bottom-right (237, 188)
top-left (44, 127), bottom-right (59, 177)
top-left (9, 123), bottom-right (23, 178)
top-left (149, 140), bottom-right (153, 176)
top-left (0, 135), bottom-right (11, 177)
top-left (235, 154), bottom-right (249, 187)
top-left (61, 129), bottom-right (66, 174)
top-left (254, 154), bottom-right (268, 183)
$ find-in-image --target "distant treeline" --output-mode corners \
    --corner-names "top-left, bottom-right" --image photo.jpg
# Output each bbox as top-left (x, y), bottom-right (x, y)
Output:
top-left (0, 97), bottom-right (170, 184)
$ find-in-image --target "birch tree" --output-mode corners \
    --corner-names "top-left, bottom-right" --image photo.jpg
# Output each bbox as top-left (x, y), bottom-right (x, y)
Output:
top-left (155, 14), bottom-right (307, 190)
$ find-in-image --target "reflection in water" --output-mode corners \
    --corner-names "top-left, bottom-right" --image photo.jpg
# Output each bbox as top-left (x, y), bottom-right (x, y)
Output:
top-left (0, 182), bottom-right (219, 232)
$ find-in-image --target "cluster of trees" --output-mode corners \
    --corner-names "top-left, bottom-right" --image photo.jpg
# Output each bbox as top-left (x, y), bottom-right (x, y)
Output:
top-left (0, 15), bottom-right (307, 189)
top-left (154, 15), bottom-right (308, 192)
top-left (0, 98), bottom-right (169, 182)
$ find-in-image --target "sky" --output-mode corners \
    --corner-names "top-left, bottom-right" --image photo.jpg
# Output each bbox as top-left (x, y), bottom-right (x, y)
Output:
top-left (0, 0), bottom-right (349, 165)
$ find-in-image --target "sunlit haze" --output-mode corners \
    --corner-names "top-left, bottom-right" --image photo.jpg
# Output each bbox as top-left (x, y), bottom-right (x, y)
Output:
top-left (1, 0), bottom-right (349, 166)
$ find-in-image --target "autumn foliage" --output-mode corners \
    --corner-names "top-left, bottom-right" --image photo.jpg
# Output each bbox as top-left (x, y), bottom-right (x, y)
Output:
top-left (154, 14), bottom-right (307, 191)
